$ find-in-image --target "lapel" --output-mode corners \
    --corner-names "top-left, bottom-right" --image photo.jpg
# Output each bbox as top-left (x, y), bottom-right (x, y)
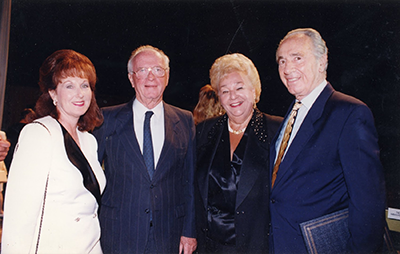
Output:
top-left (196, 115), bottom-right (225, 210)
top-left (272, 83), bottom-right (335, 190)
top-left (114, 99), bottom-right (151, 181)
top-left (152, 102), bottom-right (180, 181)
top-left (235, 110), bottom-right (269, 209)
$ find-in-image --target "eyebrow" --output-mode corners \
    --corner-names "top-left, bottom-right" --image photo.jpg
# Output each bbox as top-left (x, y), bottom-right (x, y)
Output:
top-left (277, 52), bottom-right (302, 62)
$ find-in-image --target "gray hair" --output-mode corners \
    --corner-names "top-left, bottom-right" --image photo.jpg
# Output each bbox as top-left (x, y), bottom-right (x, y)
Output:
top-left (277, 28), bottom-right (328, 71)
top-left (127, 45), bottom-right (170, 73)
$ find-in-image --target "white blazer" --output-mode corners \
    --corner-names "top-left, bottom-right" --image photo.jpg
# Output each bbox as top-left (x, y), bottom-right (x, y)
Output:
top-left (2, 116), bottom-right (106, 254)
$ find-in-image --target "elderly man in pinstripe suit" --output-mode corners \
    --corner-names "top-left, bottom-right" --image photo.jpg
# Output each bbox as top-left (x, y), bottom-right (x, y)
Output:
top-left (94, 45), bottom-right (197, 254)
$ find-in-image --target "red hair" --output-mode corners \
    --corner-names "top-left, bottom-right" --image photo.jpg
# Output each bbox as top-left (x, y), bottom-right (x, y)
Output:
top-left (35, 49), bottom-right (103, 131)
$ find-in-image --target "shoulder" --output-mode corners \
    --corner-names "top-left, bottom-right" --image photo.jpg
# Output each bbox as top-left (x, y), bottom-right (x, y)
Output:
top-left (328, 90), bottom-right (373, 118)
top-left (262, 112), bottom-right (284, 126)
top-left (164, 102), bottom-right (193, 119)
top-left (196, 115), bottom-right (225, 144)
top-left (322, 83), bottom-right (369, 112)
top-left (101, 101), bottom-right (132, 118)
top-left (16, 116), bottom-right (59, 150)
top-left (25, 116), bottom-right (60, 136)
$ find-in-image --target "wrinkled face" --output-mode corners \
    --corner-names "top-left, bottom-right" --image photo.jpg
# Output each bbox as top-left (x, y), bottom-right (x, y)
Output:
top-left (128, 50), bottom-right (169, 107)
top-left (277, 35), bottom-right (327, 101)
top-left (49, 76), bottom-right (92, 123)
top-left (218, 72), bottom-right (255, 123)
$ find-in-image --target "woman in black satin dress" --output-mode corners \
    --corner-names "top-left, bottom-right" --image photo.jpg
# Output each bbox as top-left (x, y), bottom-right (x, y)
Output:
top-left (194, 53), bottom-right (283, 253)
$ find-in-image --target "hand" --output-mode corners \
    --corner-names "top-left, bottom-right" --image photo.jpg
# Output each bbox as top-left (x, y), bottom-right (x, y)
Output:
top-left (179, 236), bottom-right (197, 254)
top-left (0, 132), bottom-right (10, 161)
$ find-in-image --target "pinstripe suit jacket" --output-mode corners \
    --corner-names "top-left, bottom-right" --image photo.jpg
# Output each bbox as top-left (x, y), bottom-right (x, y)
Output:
top-left (94, 98), bottom-right (196, 253)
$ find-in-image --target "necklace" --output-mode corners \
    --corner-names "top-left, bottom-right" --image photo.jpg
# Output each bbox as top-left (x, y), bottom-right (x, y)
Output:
top-left (228, 121), bottom-right (246, 135)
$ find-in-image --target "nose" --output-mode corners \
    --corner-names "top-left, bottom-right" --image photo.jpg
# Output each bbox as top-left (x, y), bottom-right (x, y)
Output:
top-left (229, 90), bottom-right (237, 100)
top-left (282, 62), bottom-right (293, 75)
top-left (77, 87), bottom-right (84, 97)
top-left (146, 69), bottom-right (155, 80)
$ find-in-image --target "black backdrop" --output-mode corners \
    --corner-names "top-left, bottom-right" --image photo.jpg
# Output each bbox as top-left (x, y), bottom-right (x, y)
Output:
top-left (4, 0), bottom-right (400, 207)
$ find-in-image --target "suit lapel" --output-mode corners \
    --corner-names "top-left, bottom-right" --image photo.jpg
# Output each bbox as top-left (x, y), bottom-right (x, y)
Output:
top-left (153, 103), bottom-right (179, 181)
top-left (272, 84), bottom-right (335, 189)
top-left (115, 99), bottom-right (151, 181)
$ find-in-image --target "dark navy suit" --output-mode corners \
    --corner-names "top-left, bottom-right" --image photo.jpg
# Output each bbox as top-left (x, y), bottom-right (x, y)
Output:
top-left (94, 99), bottom-right (196, 253)
top-left (269, 83), bottom-right (386, 253)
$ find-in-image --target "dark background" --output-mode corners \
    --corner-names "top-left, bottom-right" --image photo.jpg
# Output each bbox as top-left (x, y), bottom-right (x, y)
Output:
top-left (3, 0), bottom-right (400, 207)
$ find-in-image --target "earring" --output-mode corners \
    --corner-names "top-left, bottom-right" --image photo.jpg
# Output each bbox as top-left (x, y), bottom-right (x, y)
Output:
top-left (53, 100), bottom-right (57, 106)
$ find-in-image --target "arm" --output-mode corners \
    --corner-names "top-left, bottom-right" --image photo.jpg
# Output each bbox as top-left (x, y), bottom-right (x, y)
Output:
top-left (180, 114), bottom-right (197, 253)
top-left (339, 105), bottom-right (386, 253)
top-left (1, 123), bottom-right (52, 252)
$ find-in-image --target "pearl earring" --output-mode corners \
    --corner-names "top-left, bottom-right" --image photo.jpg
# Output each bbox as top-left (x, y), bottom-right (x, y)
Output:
top-left (53, 100), bottom-right (57, 106)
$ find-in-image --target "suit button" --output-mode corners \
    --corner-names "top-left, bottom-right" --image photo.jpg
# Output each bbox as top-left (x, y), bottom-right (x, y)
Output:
top-left (145, 209), bottom-right (150, 213)
top-left (271, 199), bottom-right (276, 203)
top-left (150, 184), bottom-right (154, 189)
top-left (236, 211), bottom-right (240, 215)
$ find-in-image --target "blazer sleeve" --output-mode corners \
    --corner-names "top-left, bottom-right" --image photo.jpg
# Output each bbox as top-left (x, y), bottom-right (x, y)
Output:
top-left (2, 122), bottom-right (53, 253)
top-left (338, 104), bottom-right (386, 252)
top-left (182, 113), bottom-right (197, 238)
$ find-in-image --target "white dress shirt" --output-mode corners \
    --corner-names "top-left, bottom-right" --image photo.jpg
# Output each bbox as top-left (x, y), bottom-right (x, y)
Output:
top-left (275, 80), bottom-right (327, 163)
top-left (133, 99), bottom-right (165, 169)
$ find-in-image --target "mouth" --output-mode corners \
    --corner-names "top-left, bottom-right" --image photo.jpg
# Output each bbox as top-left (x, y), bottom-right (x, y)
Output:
top-left (73, 101), bottom-right (85, 107)
top-left (230, 101), bottom-right (243, 107)
top-left (287, 77), bottom-right (300, 83)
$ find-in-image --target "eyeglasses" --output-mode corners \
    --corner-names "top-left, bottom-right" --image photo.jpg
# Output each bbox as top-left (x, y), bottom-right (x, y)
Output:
top-left (131, 66), bottom-right (169, 79)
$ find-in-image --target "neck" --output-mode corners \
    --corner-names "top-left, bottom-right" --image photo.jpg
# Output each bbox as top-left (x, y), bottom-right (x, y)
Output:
top-left (57, 117), bottom-right (79, 141)
top-left (137, 97), bottom-right (162, 110)
top-left (228, 111), bottom-right (253, 134)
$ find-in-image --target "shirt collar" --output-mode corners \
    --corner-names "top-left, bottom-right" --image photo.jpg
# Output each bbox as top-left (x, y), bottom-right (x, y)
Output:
top-left (298, 80), bottom-right (327, 110)
top-left (133, 99), bottom-right (164, 118)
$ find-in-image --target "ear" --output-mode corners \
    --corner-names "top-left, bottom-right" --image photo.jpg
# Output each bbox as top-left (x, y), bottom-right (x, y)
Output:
top-left (49, 89), bottom-right (57, 101)
top-left (128, 73), bottom-right (135, 88)
top-left (318, 54), bottom-right (328, 73)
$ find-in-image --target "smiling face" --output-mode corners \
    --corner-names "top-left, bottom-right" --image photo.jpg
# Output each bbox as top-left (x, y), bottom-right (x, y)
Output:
top-left (218, 72), bottom-right (255, 124)
top-left (277, 34), bottom-right (327, 101)
top-left (128, 50), bottom-right (169, 109)
top-left (49, 76), bottom-right (92, 125)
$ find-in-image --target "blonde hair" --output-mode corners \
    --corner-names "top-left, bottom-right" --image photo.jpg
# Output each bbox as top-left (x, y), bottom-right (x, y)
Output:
top-left (193, 84), bottom-right (224, 125)
top-left (209, 53), bottom-right (261, 104)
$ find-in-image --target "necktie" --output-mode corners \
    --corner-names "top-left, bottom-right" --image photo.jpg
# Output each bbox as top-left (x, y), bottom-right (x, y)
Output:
top-left (143, 111), bottom-right (155, 179)
top-left (271, 102), bottom-right (302, 188)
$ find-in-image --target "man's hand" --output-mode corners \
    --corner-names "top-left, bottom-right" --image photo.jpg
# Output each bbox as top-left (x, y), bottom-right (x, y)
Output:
top-left (0, 132), bottom-right (10, 161)
top-left (179, 236), bottom-right (197, 254)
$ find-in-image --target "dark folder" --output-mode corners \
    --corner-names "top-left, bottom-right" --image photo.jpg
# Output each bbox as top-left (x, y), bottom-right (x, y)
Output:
top-left (300, 208), bottom-right (350, 254)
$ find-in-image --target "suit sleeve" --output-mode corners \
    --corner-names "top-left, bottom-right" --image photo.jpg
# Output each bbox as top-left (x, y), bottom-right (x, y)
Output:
top-left (182, 113), bottom-right (197, 238)
top-left (2, 123), bottom-right (52, 253)
top-left (338, 104), bottom-right (386, 253)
